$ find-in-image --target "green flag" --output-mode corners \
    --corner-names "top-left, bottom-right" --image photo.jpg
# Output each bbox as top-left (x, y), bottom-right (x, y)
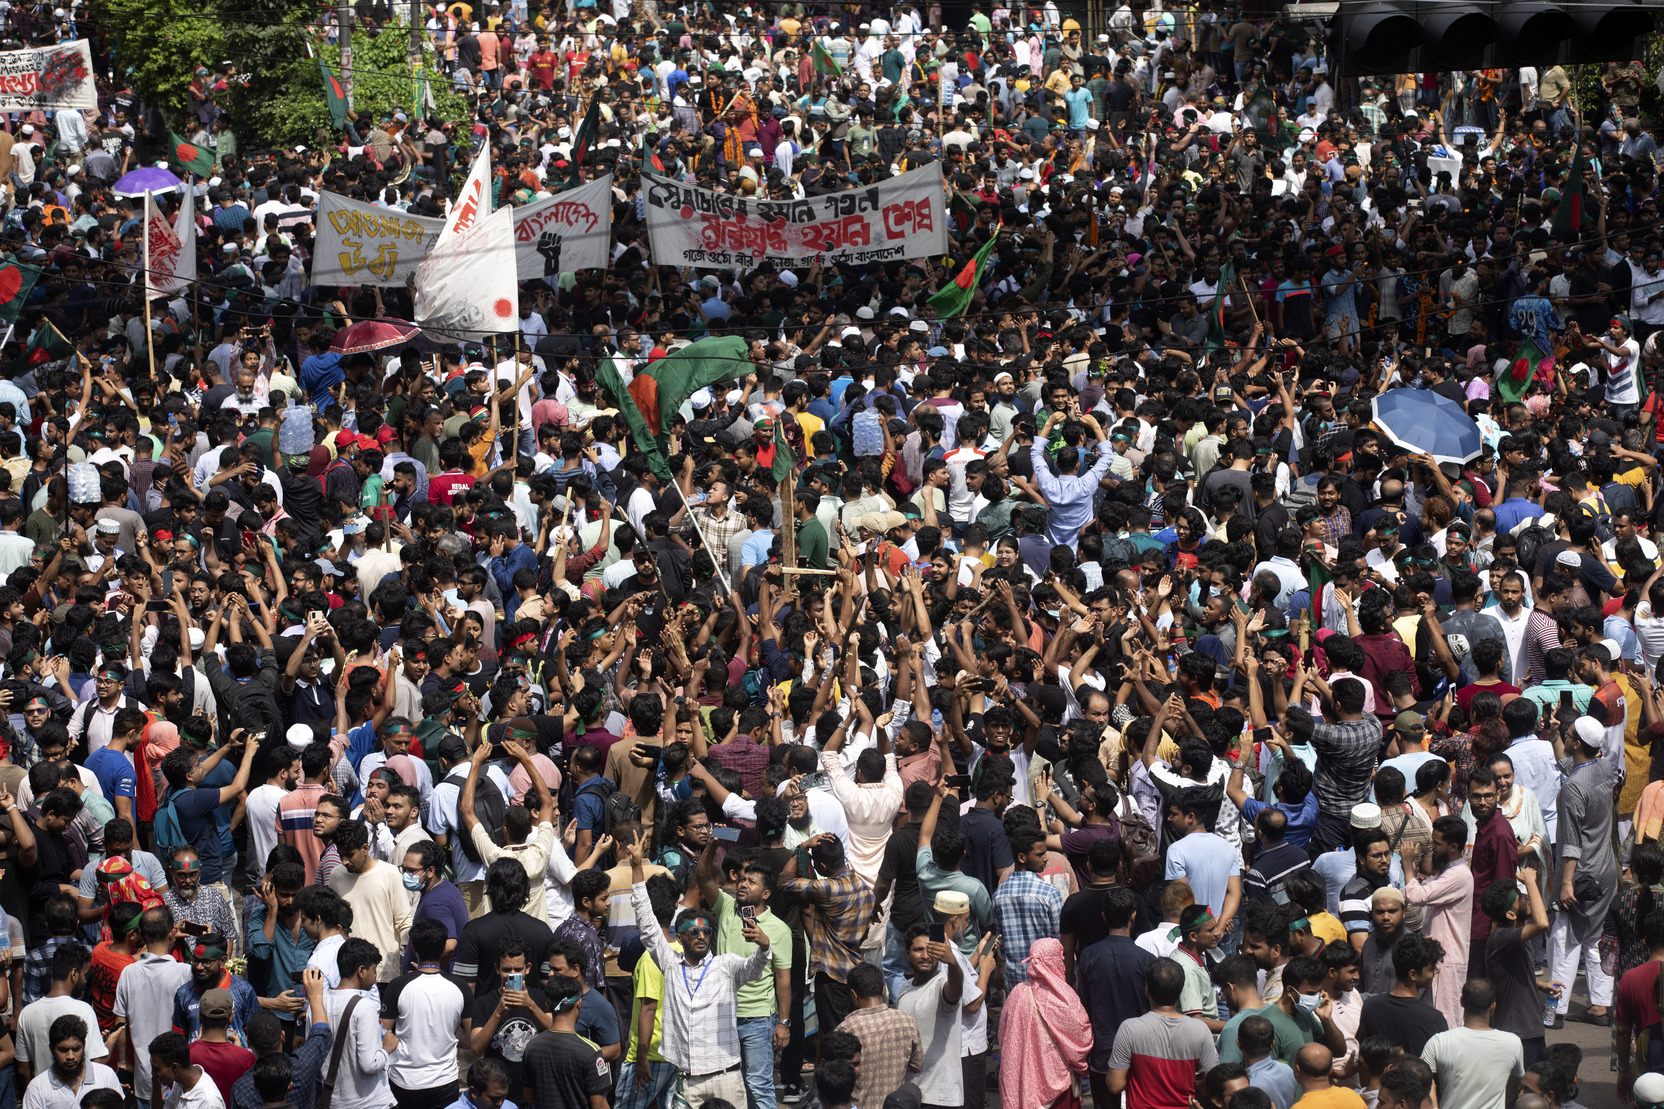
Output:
top-left (1205, 258), bottom-right (1235, 352)
top-left (0, 258), bottom-right (41, 330)
top-left (10, 319), bottom-right (72, 372)
top-left (1552, 145), bottom-right (1589, 242)
top-left (1306, 550), bottom-right (1332, 632)
top-left (769, 413), bottom-right (796, 483)
top-left (811, 40), bottom-right (843, 76)
top-left (565, 100), bottom-right (601, 191)
top-left (320, 55), bottom-right (350, 129)
top-left (168, 131), bottom-right (215, 177)
top-left (927, 232), bottom-right (998, 319)
top-left (596, 356), bottom-right (671, 482)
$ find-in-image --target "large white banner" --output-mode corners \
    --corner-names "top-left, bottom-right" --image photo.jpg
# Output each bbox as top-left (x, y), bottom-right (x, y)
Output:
top-left (442, 144), bottom-right (491, 244)
top-left (414, 206), bottom-right (520, 340)
top-left (513, 176), bottom-right (612, 280)
top-left (314, 181), bottom-right (614, 288)
top-left (0, 40), bottom-right (94, 112)
top-left (146, 186), bottom-right (195, 296)
top-left (642, 164), bottom-right (945, 269)
top-left (314, 192), bottom-right (443, 287)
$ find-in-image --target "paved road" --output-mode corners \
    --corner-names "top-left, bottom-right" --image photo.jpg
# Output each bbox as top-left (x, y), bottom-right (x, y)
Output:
top-left (1555, 977), bottom-right (1623, 1109)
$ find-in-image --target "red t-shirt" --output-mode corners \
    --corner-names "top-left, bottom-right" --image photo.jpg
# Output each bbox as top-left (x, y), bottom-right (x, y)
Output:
top-left (427, 471), bottom-right (476, 506)
top-left (192, 1039), bottom-right (256, 1107)
top-left (86, 941), bottom-right (135, 1035)
top-left (1617, 959), bottom-right (1663, 1039)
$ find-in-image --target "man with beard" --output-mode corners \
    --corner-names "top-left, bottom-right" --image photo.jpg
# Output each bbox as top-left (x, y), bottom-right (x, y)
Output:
top-left (1358, 887), bottom-right (1409, 995)
top-left (24, 1014), bottom-right (120, 1109)
top-left (1466, 767), bottom-right (1517, 979)
top-left (311, 795), bottom-right (350, 887)
top-left (16, 943), bottom-right (108, 1085)
top-left (171, 928), bottom-right (260, 1043)
top-left (162, 846), bottom-right (237, 957)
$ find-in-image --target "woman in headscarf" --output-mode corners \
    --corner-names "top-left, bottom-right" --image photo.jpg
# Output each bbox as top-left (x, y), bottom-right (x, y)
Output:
top-left (135, 719), bottom-right (180, 824)
top-left (999, 937), bottom-right (1092, 1109)
top-left (93, 856), bottom-right (164, 943)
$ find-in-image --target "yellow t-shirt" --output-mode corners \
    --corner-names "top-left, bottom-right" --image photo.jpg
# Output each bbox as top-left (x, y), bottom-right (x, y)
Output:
top-left (626, 936), bottom-right (681, 1063)
top-left (795, 411), bottom-right (824, 458)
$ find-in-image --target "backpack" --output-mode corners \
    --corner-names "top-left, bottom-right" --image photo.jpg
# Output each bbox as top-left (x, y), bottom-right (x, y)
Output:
top-left (576, 776), bottom-right (641, 842)
top-left (444, 769), bottom-right (507, 863)
top-left (1513, 521), bottom-right (1556, 575)
top-left (1285, 472), bottom-right (1321, 511)
top-left (1603, 480), bottom-right (1638, 516)
top-left (152, 792), bottom-right (186, 855)
top-left (1114, 791), bottom-right (1162, 892)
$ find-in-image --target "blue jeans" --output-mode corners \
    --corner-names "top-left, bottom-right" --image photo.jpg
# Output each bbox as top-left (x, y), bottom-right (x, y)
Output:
top-left (883, 923), bottom-right (911, 1003)
top-left (616, 1061), bottom-right (677, 1109)
top-left (736, 1016), bottom-right (777, 1109)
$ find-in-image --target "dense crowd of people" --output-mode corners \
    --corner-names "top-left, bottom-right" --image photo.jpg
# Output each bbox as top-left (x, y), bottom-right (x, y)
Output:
top-left (0, 4), bottom-right (1659, 1109)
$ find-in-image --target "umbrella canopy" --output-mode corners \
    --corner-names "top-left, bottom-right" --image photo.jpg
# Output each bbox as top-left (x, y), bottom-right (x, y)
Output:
top-left (112, 167), bottom-right (184, 198)
top-left (1369, 388), bottom-right (1482, 466)
top-left (330, 318), bottom-right (422, 355)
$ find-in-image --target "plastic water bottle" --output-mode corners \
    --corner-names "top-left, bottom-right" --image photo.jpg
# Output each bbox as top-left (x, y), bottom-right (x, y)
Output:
top-left (278, 401), bottom-right (315, 458)
top-left (853, 407), bottom-right (884, 457)
top-left (1542, 981), bottom-right (1563, 1026)
top-left (931, 708), bottom-right (944, 734)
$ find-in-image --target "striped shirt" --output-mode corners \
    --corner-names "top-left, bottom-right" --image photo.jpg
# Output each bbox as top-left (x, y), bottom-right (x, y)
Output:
top-left (278, 783), bottom-right (328, 885)
top-left (1521, 610), bottom-right (1562, 687)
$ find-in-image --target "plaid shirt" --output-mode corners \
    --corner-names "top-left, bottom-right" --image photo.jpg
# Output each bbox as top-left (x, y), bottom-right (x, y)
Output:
top-left (993, 869), bottom-right (1063, 985)
top-left (838, 1005), bottom-right (923, 1109)
top-left (22, 935), bottom-right (71, 1005)
top-left (781, 864), bottom-right (874, 984)
top-left (1309, 714), bottom-right (1384, 817)
top-left (164, 885), bottom-right (240, 957)
top-left (692, 505), bottom-right (745, 557)
top-left (707, 735), bottom-right (772, 801)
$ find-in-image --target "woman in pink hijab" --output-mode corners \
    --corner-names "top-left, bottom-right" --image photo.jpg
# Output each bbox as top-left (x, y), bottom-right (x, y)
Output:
top-left (136, 720), bottom-right (180, 823)
top-left (998, 937), bottom-right (1092, 1109)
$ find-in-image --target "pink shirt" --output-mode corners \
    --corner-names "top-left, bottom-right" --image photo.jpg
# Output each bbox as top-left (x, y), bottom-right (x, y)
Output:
top-left (478, 31), bottom-right (500, 71)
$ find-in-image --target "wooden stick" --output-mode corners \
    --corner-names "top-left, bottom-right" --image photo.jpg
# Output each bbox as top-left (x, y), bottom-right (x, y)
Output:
top-left (142, 190), bottom-right (156, 383)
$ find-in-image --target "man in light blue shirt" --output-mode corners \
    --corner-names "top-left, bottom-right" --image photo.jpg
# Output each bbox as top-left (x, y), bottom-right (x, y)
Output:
top-left (1064, 75), bottom-right (1094, 134)
top-left (1029, 408), bottom-right (1115, 548)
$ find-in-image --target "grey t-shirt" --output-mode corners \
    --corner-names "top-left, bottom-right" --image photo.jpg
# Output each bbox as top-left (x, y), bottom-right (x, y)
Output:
top-left (1422, 1027), bottom-right (1525, 1109)
top-left (898, 971), bottom-right (965, 1107)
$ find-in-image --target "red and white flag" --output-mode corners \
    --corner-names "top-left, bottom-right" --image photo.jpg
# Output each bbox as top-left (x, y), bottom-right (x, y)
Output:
top-left (414, 205), bottom-right (518, 341)
top-left (143, 189), bottom-right (192, 298)
top-left (441, 143), bottom-right (492, 245)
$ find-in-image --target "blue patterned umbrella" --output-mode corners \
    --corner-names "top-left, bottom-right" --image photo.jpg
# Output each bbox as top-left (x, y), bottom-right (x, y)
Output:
top-left (1369, 388), bottom-right (1482, 466)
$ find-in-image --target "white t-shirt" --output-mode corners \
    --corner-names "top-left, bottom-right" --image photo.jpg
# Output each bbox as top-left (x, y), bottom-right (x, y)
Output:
top-left (246, 783), bottom-right (285, 883)
top-left (1606, 337), bottom-right (1642, 404)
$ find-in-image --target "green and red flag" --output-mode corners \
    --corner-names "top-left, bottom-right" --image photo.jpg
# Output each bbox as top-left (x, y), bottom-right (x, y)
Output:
top-left (168, 131), bottom-right (215, 177)
top-left (596, 336), bottom-right (750, 482)
top-left (1551, 146), bottom-right (1589, 242)
top-left (1306, 550), bottom-right (1332, 632)
top-left (0, 258), bottom-right (41, 330)
top-left (927, 230), bottom-right (998, 319)
top-left (1205, 258), bottom-right (1236, 352)
top-left (320, 55), bottom-right (350, 129)
top-left (9, 319), bottom-right (72, 372)
top-left (596, 355), bottom-right (670, 482)
top-left (564, 100), bottom-right (601, 191)
top-left (811, 40), bottom-right (843, 76)
top-left (769, 413), bottom-right (796, 483)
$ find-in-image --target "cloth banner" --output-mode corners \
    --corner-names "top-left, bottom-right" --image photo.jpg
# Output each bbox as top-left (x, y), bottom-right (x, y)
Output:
top-left (314, 182), bottom-right (614, 287)
top-left (513, 176), bottom-right (612, 280)
top-left (642, 164), bottom-right (946, 269)
top-left (442, 143), bottom-right (492, 243)
top-left (0, 40), bottom-right (94, 112)
top-left (143, 191), bottom-right (186, 299)
top-left (414, 206), bottom-right (519, 341)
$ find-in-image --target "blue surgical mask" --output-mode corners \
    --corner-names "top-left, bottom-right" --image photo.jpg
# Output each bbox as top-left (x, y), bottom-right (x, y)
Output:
top-left (1297, 991), bottom-right (1323, 1013)
top-left (402, 872), bottom-right (424, 892)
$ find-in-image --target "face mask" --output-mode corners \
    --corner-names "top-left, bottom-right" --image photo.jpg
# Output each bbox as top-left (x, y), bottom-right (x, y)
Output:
top-left (402, 872), bottom-right (424, 892)
top-left (1296, 991), bottom-right (1323, 1013)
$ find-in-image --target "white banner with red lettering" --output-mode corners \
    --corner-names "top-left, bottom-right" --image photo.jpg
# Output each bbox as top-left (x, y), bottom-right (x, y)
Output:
top-left (514, 176), bottom-right (613, 280)
top-left (641, 164), bottom-right (945, 269)
top-left (0, 40), bottom-right (94, 112)
top-left (414, 205), bottom-right (520, 340)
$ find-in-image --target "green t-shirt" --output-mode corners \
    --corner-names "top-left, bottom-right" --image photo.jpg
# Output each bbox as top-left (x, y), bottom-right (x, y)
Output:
top-left (360, 473), bottom-right (385, 513)
top-left (1217, 1002), bottom-right (1319, 1065)
top-left (713, 890), bottom-right (792, 1019)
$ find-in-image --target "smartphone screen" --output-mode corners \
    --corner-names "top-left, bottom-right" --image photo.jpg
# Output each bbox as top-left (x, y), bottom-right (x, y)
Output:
top-left (929, 922), bottom-right (946, 943)
top-left (1253, 727), bottom-right (1274, 745)
top-left (945, 774), bottom-right (971, 789)
top-left (180, 921), bottom-right (209, 936)
top-left (505, 973), bottom-right (524, 992)
top-left (711, 825), bottom-right (741, 843)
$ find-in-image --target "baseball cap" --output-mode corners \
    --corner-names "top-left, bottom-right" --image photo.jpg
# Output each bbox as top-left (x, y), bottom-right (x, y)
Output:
top-left (200, 988), bottom-right (235, 1021)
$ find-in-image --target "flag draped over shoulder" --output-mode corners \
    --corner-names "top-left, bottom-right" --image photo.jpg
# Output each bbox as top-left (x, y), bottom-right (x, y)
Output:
top-left (928, 231), bottom-right (998, 319)
top-left (599, 336), bottom-right (753, 482)
top-left (1307, 554), bottom-right (1332, 632)
top-left (1205, 258), bottom-right (1235, 351)
top-left (770, 414), bottom-right (796, 482)
top-left (320, 55), bottom-right (350, 128)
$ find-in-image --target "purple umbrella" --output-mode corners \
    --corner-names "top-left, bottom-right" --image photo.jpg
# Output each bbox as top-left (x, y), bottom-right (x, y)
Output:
top-left (112, 166), bottom-right (184, 198)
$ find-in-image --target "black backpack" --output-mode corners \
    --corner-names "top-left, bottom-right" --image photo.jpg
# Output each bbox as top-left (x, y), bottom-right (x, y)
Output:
top-left (1514, 521), bottom-right (1556, 575)
top-left (444, 769), bottom-right (507, 863)
top-left (576, 777), bottom-right (641, 864)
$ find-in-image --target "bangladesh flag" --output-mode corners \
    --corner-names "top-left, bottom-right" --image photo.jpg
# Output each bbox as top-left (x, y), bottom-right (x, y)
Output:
top-left (1306, 549), bottom-right (1332, 633)
top-left (320, 55), bottom-right (350, 129)
top-left (10, 320), bottom-right (72, 373)
top-left (564, 100), bottom-right (600, 191)
top-left (595, 356), bottom-right (671, 483)
top-left (1552, 146), bottom-right (1589, 242)
top-left (168, 131), bottom-right (215, 177)
top-left (1205, 258), bottom-right (1235, 352)
top-left (0, 258), bottom-right (41, 329)
top-left (927, 231), bottom-right (998, 319)
top-left (770, 413), bottom-right (796, 483)
top-left (811, 40), bottom-right (843, 77)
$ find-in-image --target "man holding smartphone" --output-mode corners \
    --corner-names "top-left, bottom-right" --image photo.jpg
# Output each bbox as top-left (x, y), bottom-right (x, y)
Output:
top-left (693, 835), bottom-right (791, 1109)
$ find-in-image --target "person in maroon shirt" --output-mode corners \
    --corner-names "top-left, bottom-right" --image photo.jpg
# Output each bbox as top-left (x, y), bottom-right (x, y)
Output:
top-left (1466, 766), bottom-right (1518, 980)
top-left (190, 987), bottom-right (255, 1105)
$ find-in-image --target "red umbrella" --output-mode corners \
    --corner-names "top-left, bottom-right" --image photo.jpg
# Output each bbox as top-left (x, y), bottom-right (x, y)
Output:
top-left (329, 319), bottom-right (422, 355)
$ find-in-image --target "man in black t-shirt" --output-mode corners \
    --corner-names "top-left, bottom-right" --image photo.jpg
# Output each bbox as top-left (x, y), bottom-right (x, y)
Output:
top-left (1357, 931), bottom-right (1449, 1055)
top-left (471, 940), bottom-right (551, 1094)
top-left (521, 976), bottom-right (611, 1109)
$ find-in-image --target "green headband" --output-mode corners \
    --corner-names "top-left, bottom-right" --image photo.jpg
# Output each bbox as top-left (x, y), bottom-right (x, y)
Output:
top-left (507, 725), bottom-right (536, 741)
top-left (677, 915), bottom-right (714, 934)
top-left (584, 626), bottom-right (609, 642)
top-left (116, 909), bottom-right (144, 934)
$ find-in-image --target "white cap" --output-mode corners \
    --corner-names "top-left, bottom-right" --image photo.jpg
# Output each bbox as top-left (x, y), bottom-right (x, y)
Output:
top-left (855, 305), bottom-right (875, 320)
top-left (1630, 1072), bottom-right (1664, 1107)
top-left (95, 518), bottom-right (120, 535)
top-left (1350, 802), bottom-right (1382, 829)
top-left (690, 387), bottom-right (714, 409)
top-left (1573, 717), bottom-right (1606, 750)
top-left (777, 271), bottom-right (798, 288)
top-left (841, 326), bottom-right (863, 339)
top-left (1297, 127), bottom-right (1315, 143)
top-left (286, 723), bottom-right (315, 749)
top-left (188, 628), bottom-right (205, 651)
